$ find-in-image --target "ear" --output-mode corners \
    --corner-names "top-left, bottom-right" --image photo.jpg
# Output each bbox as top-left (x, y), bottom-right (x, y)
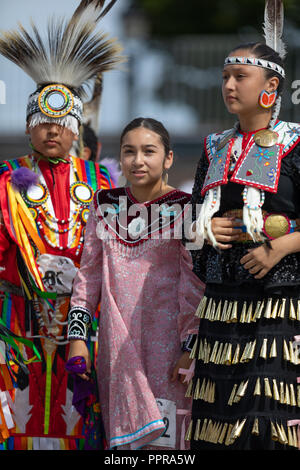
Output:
top-left (267, 76), bottom-right (280, 93)
top-left (163, 150), bottom-right (174, 171)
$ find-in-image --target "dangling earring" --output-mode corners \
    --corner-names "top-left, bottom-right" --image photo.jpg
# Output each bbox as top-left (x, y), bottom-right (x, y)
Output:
top-left (259, 90), bottom-right (277, 109)
top-left (163, 170), bottom-right (168, 185)
top-left (118, 162), bottom-right (127, 187)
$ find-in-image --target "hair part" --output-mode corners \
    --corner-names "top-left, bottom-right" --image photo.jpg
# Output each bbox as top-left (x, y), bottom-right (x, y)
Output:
top-left (120, 117), bottom-right (171, 156)
top-left (230, 42), bottom-right (285, 95)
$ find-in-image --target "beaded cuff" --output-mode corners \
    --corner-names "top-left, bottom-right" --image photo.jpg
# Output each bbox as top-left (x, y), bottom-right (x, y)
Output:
top-left (67, 306), bottom-right (92, 341)
top-left (181, 334), bottom-right (197, 353)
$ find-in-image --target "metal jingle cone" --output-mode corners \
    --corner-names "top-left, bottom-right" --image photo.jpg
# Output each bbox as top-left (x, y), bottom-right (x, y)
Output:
top-left (283, 339), bottom-right (290, 361)
top-left (199, 418), bottom-right (208, 440)
top-left (297, 385), bottom-right (300, 407)
top-left (254, 377), bottom-right (261, 396)
top-left (228, 418), bottom-right (247, 444)
top-left (285, 383), bottom-right (291, 405)
top-left (260, 338), bottom-right (268, 359)
top-left (272, 379), bottom-right (280, 401)
top-left (254, 129), bottom-right (278, 147)
top-left (229, 300), bottom-right (238, 323)
top-left (209, 340), bottom-right (220, 363)
top-left (215, 342), bottom-right (224, 364)
top-left (221, 300), bottom-right (228, 322)
top-left (290, 383), bottom-right (297, 407)
top-left (264, 377), bottom-right (272, 398)
top-left (271, 299), bottom-right (279, 319)
top-left (297, 300), bottom-right (300, 321)
top-left (189, 337), bottom-right (198, 359)
top-left (240, 301), bottom-right (247, 323)
top-left (251, 418), bottom-right (259, 436)
top-left (193, 378), bottom-right (201, 400)
top-left (245, 302), bottom-right (253, 323)
top-left (269, 338), bottom-right (277, 358)
top-left (278, 298), bottom-right (286, 318)
top-left (276, 422), bottom-right (288, 445)
top-left (215, 300), bottom-right (222, 321)
top-left (289, 299), bottom-right (297, 320)
top-left (232, 343), bottom-right (240, 364)
top-left (218, 423), bottom-right (228, 444)
top-left (270, 421), bottom-right (279, 442)
top-left (264, 298), bottom-right (273, 318)
top-left (195, 296), bottom-right (207, 318)
top-left (185, 419), bottom-right (193, 441)
top-left (185, 378), bottom-right (194, 398)
top-left (224, 424), bottom-right (234, 446)
top-left (228, 383), bottom-right (238, 406)
top-left (204, 298), bottom-right (213, 319)
top-left (194, 419), bottom-right (201, 441)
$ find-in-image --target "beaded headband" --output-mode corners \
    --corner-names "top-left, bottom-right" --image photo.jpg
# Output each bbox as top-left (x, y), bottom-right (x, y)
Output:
top-left (26, 84), bottom-right (83, 134)
top-left (224, 56), bottom-right (285, 79)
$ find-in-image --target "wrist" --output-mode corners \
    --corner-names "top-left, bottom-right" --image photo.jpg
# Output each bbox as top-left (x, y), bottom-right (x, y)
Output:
top-left (68, 306), bottom-right (92, 342)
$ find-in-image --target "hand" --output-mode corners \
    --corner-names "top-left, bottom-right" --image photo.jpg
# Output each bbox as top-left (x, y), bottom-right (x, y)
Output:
top-left (171, 351), bottom-right (193, 384)
top-left (240, 239), bottom-right (287, 279)
top-left (210, 217), bottom-right (244, 250)
top-left (68, 340), bottom-right (92, 381)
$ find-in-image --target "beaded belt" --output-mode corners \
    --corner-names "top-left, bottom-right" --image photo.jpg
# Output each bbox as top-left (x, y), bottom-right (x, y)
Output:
top-left (223, 209), bottom-right (300, 242)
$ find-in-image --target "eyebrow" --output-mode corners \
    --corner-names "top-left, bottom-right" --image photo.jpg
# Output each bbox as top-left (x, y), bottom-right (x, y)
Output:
top-left (122, 143), bottom-right (158, 148)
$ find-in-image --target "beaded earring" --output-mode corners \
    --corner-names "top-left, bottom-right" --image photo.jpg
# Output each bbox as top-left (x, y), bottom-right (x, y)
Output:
top-left (259, 90), bottom-right (277, 109)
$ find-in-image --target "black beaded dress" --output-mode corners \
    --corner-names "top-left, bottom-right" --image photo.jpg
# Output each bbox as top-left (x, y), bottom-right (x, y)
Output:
top-left (188, 127), bottom-right (300, 450)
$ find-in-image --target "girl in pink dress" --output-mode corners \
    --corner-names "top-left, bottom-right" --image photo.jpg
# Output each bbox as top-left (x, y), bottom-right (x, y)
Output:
top-left (67, 118), bottom-right (204, 450)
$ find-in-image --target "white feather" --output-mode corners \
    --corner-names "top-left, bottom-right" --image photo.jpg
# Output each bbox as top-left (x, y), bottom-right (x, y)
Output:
top-left (263, 0), bottom-right (287, 58)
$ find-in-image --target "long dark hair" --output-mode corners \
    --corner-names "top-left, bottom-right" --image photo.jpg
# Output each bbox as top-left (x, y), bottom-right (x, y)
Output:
top-left (230, 42), bottom-right (285, 95)
top-left (120, 117), bottom-right (171, 156)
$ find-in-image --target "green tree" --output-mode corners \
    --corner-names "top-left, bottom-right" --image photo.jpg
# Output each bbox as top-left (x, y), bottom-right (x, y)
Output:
top-left (132, 0), bottom-right (300, 37)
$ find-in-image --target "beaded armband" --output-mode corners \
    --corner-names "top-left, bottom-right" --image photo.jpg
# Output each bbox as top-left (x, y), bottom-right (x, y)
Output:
top-left (67, 306), bottom-right (92, 341)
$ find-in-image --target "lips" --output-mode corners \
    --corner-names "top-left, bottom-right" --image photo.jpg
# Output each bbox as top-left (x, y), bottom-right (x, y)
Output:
top-left (45, 140), bottom-right (59, 145)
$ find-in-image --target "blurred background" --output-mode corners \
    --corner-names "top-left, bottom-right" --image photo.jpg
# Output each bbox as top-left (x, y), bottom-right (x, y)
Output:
top-left (1, 0), bottom-right (300, 191)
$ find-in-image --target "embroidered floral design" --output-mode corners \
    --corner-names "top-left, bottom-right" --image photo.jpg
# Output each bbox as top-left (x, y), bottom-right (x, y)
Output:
top-left (255, 147), bottom-right (275, 163)
top-left (267, 167), bottom-right (276, 183)
top-left (128, 217), bottom-right (146, 238)
top-left (287, 127), bottom-right (300, 137)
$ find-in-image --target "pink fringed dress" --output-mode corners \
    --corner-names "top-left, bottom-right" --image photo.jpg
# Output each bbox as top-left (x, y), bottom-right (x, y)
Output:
top-left (69, 187), bottom-right (204, 450)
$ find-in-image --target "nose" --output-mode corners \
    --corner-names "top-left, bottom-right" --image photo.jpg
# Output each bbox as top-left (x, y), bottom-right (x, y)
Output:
top-left (46, 123), bottom-right (61, 136)
top-left (133, 151), bottom-right (144, 166)
top-left (224, 75), bottom-right (235, 92)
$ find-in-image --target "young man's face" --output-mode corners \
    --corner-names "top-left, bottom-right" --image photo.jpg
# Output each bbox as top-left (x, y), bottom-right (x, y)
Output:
top-left (26, 121), bottom-right (78, 159)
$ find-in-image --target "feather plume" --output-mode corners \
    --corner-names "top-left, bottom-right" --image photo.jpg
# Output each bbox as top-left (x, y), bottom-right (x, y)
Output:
top-left (263, 0), bottom-right (287, 58)
top-left (0, 0), bottom-right (124, 96)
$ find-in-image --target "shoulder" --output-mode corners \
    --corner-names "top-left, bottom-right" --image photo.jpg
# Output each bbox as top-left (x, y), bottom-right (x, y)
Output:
top-left (0, 156), bottom-right (31, 176)
top-left (204, 128), bottom-right (234, 161)
top-left (275, 121), bottom-right (300, 156)
top-left (94, 187), bottom-right (126, 208)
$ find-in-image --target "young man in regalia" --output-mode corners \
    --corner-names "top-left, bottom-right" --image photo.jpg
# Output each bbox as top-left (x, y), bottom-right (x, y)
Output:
top-left (0, 0), bottom-right (123, 450)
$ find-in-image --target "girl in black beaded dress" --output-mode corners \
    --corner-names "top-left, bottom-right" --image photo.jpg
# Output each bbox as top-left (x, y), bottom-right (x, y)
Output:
top-left (188, 0), bottom-right (300, 450)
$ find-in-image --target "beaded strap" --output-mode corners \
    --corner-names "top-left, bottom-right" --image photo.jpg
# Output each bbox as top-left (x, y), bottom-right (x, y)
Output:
top-left (67, 305), bottom-right (92, 341)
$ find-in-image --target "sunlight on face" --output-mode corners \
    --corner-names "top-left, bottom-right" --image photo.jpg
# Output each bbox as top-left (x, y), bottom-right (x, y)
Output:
top-left (120, 127), bottom-right (173, 188)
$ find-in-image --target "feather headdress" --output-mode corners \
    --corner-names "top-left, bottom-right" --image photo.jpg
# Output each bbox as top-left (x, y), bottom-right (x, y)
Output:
top-left (0, 0), bottom-right (124, 131)
top-left (263, 0), bottom-right (287, 59)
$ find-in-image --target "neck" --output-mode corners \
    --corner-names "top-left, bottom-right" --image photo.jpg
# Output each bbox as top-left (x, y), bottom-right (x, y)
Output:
top-left (130, 180), bottom-right (171, 203)
top-left (32, 151), bottom-right (69, 164)
top-left (238, 109), bottom-right (272, 133)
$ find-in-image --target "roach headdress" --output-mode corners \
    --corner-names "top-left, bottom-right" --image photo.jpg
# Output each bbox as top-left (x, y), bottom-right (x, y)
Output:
top-left (0, 0), bottom-right (123, 135)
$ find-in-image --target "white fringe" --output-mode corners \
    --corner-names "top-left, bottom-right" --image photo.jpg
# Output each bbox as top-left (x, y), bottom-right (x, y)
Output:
top-left (243, 187), bottom-right (264, 242)
top-left (195, 186), bottom-right (221, 248)
top-left (28, 112), bottom-right (79, 135)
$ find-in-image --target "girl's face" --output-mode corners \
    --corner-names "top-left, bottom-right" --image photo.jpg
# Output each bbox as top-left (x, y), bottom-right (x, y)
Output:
top-left (222, 49), bottom-right (278, 118)
top-left (26, 121), bottom-right (78, 159)
top-left (120, 127), bottom-right (173, 188)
